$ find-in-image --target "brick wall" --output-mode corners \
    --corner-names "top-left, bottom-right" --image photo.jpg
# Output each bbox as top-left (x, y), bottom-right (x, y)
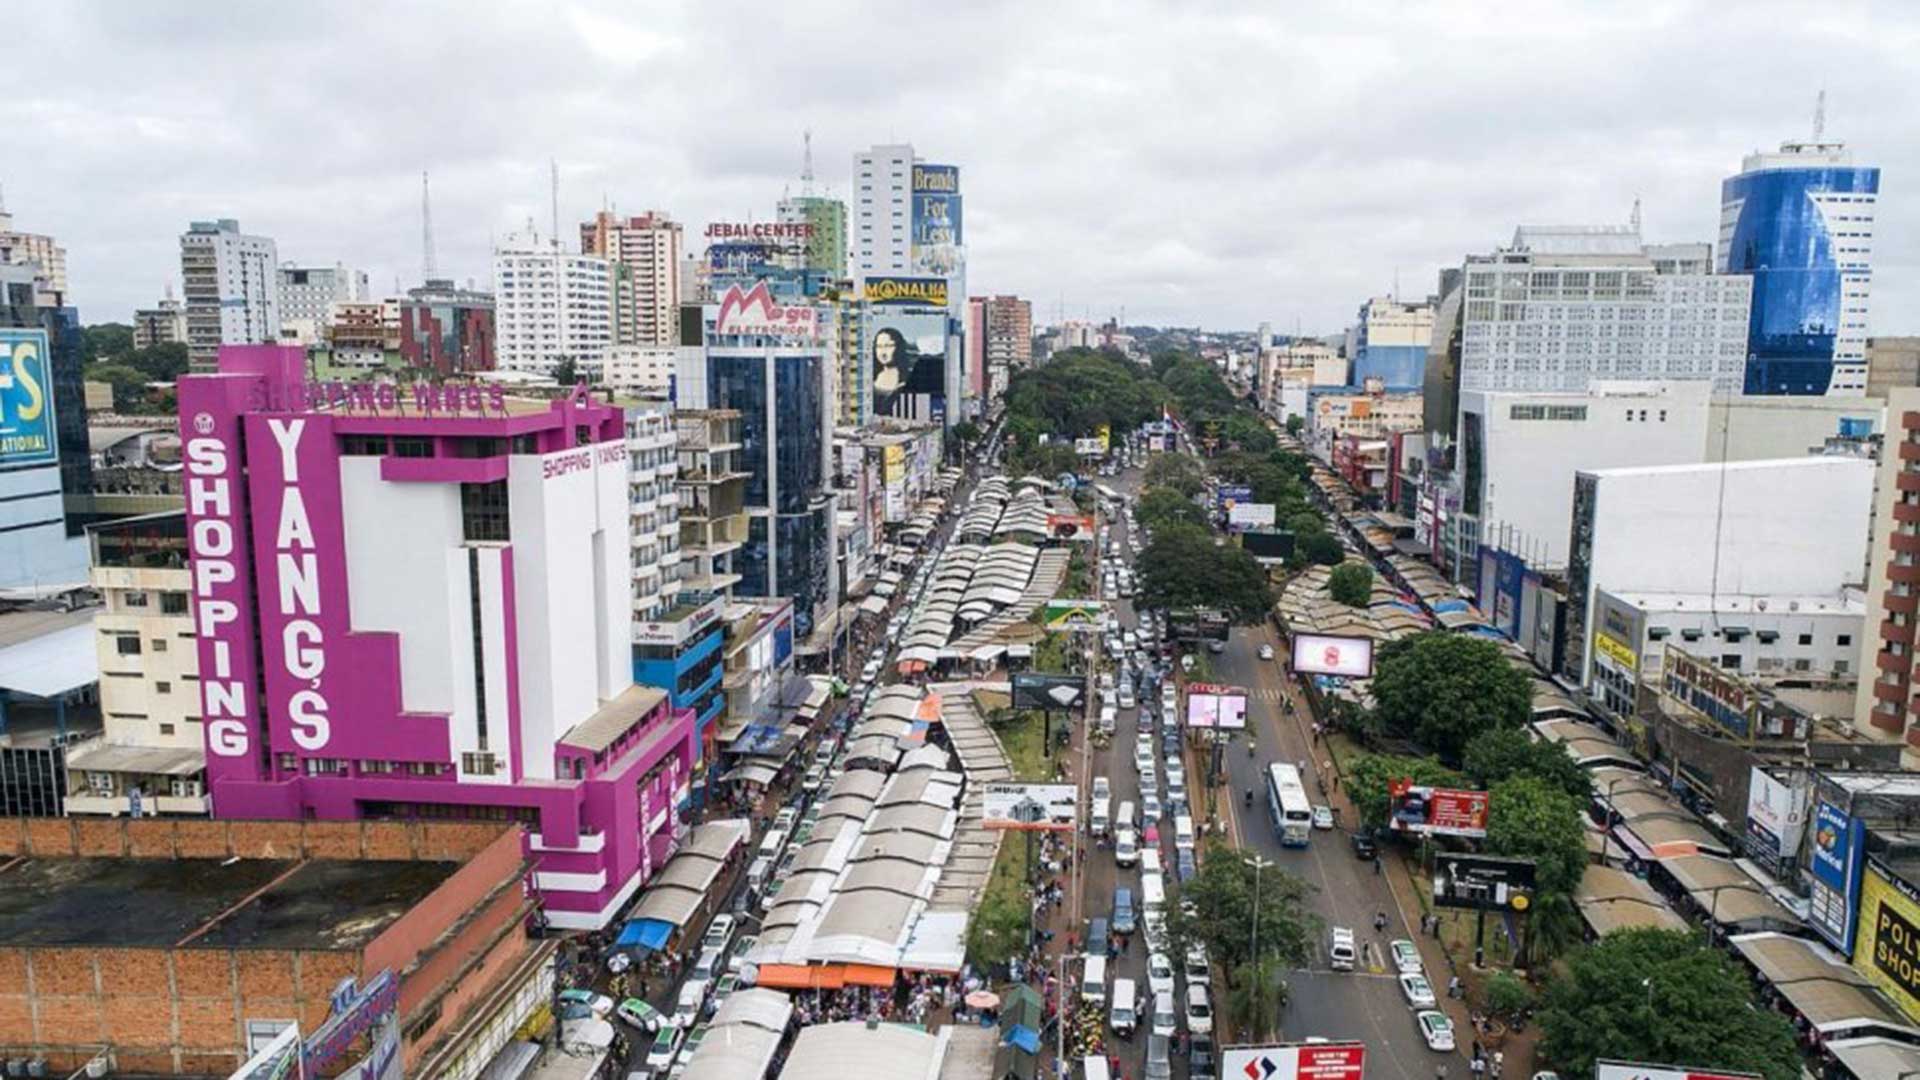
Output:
top-left (0, 818), bottom-right (513, 861)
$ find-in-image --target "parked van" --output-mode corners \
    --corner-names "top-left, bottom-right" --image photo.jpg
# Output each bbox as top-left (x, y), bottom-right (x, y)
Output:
top-left (745, 856), bottom-right (773, 896)
top-left (1328, 927), bottom-right (1357, 972)
top-left (1109, 977), bottom-right (1138, 1036)
top-left (1082, 1054), bottom-right (1113, 1080)
top-left (1091, 798), bottom-right (1112, 837)
top-left (758, 827), bottom-right (787, 862)
top-left (1080, 954), bottom-right (1108, 1004)
top-left (1117, 801), bottom-right (1137, 830)
top-left (1140, 870), bottom-right (1166, 913)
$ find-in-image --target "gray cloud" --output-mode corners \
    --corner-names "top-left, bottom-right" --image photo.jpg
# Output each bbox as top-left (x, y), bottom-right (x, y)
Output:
top-left (4, 1), bottom-right (1917, 333)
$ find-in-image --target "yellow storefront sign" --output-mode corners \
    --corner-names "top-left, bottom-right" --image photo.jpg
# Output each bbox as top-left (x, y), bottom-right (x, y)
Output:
top-left (1592, 631), bottom-right (1638, 673)
top-left (1855, 861), bottom-right (1920, 1023)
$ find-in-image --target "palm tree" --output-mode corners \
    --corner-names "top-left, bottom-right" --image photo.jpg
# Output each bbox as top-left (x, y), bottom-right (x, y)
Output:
top-left (1525, 891), bottom-right (1583, 965)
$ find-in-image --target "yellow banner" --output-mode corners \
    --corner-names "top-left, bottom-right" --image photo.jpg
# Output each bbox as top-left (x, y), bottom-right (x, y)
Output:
top-left (1856, 862), bottom-right (1920, 1023)
top-left (1592, 631), bottom-right (1637, 672)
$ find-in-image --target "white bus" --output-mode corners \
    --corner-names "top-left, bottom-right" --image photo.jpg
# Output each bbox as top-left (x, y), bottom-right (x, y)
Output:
top-left (1266, 763), bottom-right (1313, 847)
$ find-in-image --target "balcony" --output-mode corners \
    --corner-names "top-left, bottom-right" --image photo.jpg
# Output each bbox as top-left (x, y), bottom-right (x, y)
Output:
top-left (1890, 562), bottom-right (1920, 585)
top-left (1897, 502), bottom-right (1920, 525)
top-left (1899, 472), bottom-right (1920, 495)
top-left (1895, 532), bottom-right (1920, 556)
top-left (1901, 441), bottom-right (1920, 463)
top-left (1885, 589), bottom-right (1919, 616)
top-left (1874, 679), bottom-right (1907, 706)
top-left (1878, 649), bottom-right (1910, 675)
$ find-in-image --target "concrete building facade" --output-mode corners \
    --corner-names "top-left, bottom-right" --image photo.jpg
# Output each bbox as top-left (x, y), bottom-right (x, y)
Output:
top-left (177, 345), bottom-right (692, 929)
top-left (1856, 387), bottom-right (1920, 762)
top-left (491, 231), bottom-right (611, 377)
top-left (1348, 296), bottom-right (1433, 390)
top-left (582, 211), bottom-right (682, 348)
top-left (0, 198), bottom-right (68, 303)
top-left (278, 262), bottom-right (368, 346)
top-left (180, 219), bottom-right (280, 372)
top-left (132, 294), bottom-right (188, 349)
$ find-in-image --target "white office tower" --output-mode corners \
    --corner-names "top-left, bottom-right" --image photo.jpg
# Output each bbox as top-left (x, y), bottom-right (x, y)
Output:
top-left (180, 219), bottom-right (280, 371)
top-left (1458, 226), bottom-right (1751, 397)
top-left (277, 262), bottom-right (368, 346)
top-left (492, 229), bottom-right (613, 377)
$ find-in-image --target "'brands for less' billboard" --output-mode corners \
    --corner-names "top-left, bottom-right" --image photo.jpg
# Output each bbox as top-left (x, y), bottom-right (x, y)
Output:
top-left (0, 328), bottom-right (57, 468)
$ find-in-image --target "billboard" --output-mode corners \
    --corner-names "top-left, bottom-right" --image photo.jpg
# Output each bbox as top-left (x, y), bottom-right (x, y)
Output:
top-left (1595, 1063), bottom-right (1761, 1080)
top-left (1227, 501), bottom-right (1276, 530)
top-left (1215, 484), bottom-right (1253, 515)
top-left (1242, 530), bottom-right (1296, 563)
top-left (1433, 852), bottom-right (1536, 912)
top-left (1011, 671), bottom-right (1087, 711)
top-left (713, 281), bottom-right (821, 340)
top-left (1389, 782), bottom-right (1490, 839)
top-left (1074, 437), bottom-right (1105, 456)
top-left (1169, 608), bottom-right (1230, 642)
top-left (866, 310), bottom-right (947, 423)
top-left (981, 782), bottom-right (1078, 832)
top-left (1809, 799), bottom-right (1867, 954)
top-left (1221, 1042), bottom-right (1365, 1080)
top-left (1290, 634), bottom-right (1374, 678)
top-left (1855, 856), bottom-right (1920, 1023)
top-left (1043, 599), bottom-right (1106, 633)
top-left (1184, 683), bottom-right (1248, 730)
top-left (912, 164), bottom-right (960, 194)
top-left (910, 164), bottom-right (962, 276)
top-left (0, 328), bottom-right (57, 468)
top-left (863, 276), bottom-right (950, 307)
top-left (1744, 767), bottom-right (1810, 870)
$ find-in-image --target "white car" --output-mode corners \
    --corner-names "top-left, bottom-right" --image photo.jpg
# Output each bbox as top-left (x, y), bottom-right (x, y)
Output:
top-left (1184, 984), bottom-right (1213, 1035)
top-left (1184, 945), bottom-right (1211, 985)
top-left (801, 765), bottom-right (824, 793)
top-left (1117, 685), bottom-right (1136, 709)
top-left (1399, 973), bottom-right (1436, 1009)
top-left (1092, 776), bottom-right (1112, 802)
top-left (1115, 828), bottom-right (1140, 868)
top-left (702, 914), bottom-right (736, 953)
top-left (1416, 1010), bottom-right (1455, 1052)
top-left (1312, 805), bottom-right (1335, 830)
top-left (1134, 745), bottom-right (1155, 773)
top-left (1142, 795), bottom-right (1162, 823)
top-left (1147, 952), bottom-right (1175, 999)
top-left (1151, 992), bottom-right (1178, 1039)
top-left (646, 1024), bottom-right (686, 1069)
top-left (1390, 939), bottom-right (1424, 976)
top-left (861, 658), bottom-right (883, 681)
top-left (1258, 643), bottom-right (1275, 660)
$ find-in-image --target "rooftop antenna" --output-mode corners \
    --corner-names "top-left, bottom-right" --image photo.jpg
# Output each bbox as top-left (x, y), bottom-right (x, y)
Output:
top-left (549, 159), bottom-right (560, 252)
top-left (421, 171), bottom-right (437, 282)
top-left (1630, 195), bottom-right (1642, 235)
top-left (801, 130), bottom-right (816, 197)
top-left (1812, 88), bottom-right (1827, 141)
top-left (1392, 267), bottom-right (1400, 302)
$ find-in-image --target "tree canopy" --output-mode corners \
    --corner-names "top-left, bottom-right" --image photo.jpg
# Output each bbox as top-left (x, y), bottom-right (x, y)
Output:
top-left (1144, 452), bottom-right (1207, 497)
top-left (1538, 929), bottom-right (1800, 1080)
top-left (82, 326), bottom-right (189, 414)
top-left (1136, 522), bottom-right (1273, 623)
top-left (1005, 347), bottom-right (1165, 444)
top-left (1165, 837), bottom-right (1316, 974)
top-left (1346, 753), bottom-right (1464, 832)
top-left (1462, 726), bottom-right (1593, 801)
top-left (1135, 486), bottom-right (1208, 534)
top-left (1299, 532), bottom-right (1345, 567)
top-left (1327, 562), bottom-right (1373, 607)
top-left (1370, 632), bottom-right (1531, 760)
top-left (1485, 775), bottom-right (1589, 896)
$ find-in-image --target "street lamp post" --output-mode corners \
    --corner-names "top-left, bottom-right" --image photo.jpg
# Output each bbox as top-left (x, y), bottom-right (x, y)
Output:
top-left (1244, 854), bottom-right (1275, 1040)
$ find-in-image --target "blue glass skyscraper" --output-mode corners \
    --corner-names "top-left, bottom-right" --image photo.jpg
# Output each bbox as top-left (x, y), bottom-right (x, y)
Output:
top-left (1718, 140), bottom-right (1879, 396)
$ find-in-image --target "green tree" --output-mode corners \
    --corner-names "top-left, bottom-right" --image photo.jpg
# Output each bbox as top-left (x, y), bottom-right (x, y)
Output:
top-left (81, 323), bottom-right (134, 363)
top-left (1327, 562), bottom-right (1373, 607)
top-left (1165, 838), bottom-right (1316, 976)
top-left (1221, 412), bottom-right (1276, 455)
top-left (89, 363), bottom-right (152, 413)
top-left (1371, 632), bottom-right (1531, 760)
top-left (1300, 532), bottom-right (1344, 566)
top-left (1136, 523), bottom-right (1274, 622)
top-left (552, 358), bottom-right (579, 386)
top-left (1485, 775), bottom-right (1588, 896)
top-left (122, 341), bottom-right (189, 382)
top-left (1135, 486), bottom-right (1208, 533)
top-left (1285, 414), bottom-right (1304, 435)
top-left (1226, 956), bottom-right (1292, 1041)
top-left (1537, 929), bottom-right (1799, 1080)
top-left (1462, 726), bottom-right (1593, 801)
top-left (1525, 890), bottom-right (1585, 965)
top-left (1346, 753), bottom-right (1463, 831)
top-left (1483, 971), bottom-right (1535, 1021)
top-left (950, 420), bottom-right (981, 447)
top-left (1144, 452), bottom-right (1207, 497)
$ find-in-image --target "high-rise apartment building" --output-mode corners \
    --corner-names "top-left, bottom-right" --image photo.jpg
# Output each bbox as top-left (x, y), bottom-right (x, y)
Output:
top-left (1459, 226), bottom-right (1751, 398)
top-left (0, 194), bottom-right (68, 303)
top-left (178, 345), bottom-right (689, 929)
top-left (1348, 296), bottom-right (1434, 390)
top-left (63, 512), bottom-right (209, 816)
top-left (1856, 386), bottom-right (1920, 764)
top-left (278, 262), bottom-right (368, 345)
top-left (852, 144), bottom-right (916, 276)
top-left (398, 278), bottom-right (496, 374)
top-left (1719, 138), bottom-right (1880, 396)
top-left (179, 219), bottom-right (280, 371)
top-left (983, 294), bottom-right (1032, 402)
top-left (132, 290), bottom-right (187, 348)
top-left (581, 211), bottom-right (682, 347)
top-left (492, 229), bottom-right (612, 377)
top-left (777, 195), bottom-right (848, 278)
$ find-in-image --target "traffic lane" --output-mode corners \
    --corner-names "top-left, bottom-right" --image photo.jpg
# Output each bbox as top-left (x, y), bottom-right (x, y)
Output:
top-left (1213, 627), bottom-right (1463, 1078)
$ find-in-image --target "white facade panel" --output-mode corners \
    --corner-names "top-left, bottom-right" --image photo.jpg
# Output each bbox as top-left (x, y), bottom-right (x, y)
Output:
top-left (338, 458), bottom-right (465, 716)
top-left (476, 545), bottom-right (514, 782)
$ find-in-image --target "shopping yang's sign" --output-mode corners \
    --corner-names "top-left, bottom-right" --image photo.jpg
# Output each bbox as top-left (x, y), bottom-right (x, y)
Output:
top-left (1809, 799), bottom-right (1866, 955)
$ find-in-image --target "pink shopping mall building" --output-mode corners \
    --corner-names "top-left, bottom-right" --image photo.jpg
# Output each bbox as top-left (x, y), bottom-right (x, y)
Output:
top-left (179, 345), bottom-right (693, 930)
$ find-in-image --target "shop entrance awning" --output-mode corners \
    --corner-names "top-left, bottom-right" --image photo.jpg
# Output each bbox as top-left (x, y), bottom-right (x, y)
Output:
top-left (616, 917), bottom-right (675, 951)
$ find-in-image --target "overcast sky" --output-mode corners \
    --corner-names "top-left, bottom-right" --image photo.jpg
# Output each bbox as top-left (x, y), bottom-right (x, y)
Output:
top-left (6, 2), bottom-right (1918, 334)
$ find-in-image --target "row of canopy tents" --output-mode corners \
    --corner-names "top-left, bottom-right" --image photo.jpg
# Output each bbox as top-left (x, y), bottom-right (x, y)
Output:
top-left (896, 543), bottom-right (1044, 672)
top-left (616, 818), bottom-right (751, 953)
top-left (744, 685), bottom-right (973, 985)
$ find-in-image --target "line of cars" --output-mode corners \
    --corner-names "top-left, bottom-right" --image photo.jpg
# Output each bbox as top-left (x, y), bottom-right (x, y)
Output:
top-left (1322, 922), bottom-right (1455, 1054)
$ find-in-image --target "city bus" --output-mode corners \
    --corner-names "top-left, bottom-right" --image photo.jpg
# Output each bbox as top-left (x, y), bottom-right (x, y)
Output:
top-left (1266, 763), bottom-right (1313, 847)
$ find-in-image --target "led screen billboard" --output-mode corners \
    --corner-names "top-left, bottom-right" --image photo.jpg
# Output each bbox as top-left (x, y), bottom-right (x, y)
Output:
top-left (1290, 633), bottom-right (1374, 678)
top-left (865, 310), bottom-right (947, 423)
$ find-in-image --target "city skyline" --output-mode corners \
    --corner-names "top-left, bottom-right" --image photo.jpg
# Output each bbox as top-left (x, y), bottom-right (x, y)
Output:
top-left (5, 4), bottom-right (1919, 334)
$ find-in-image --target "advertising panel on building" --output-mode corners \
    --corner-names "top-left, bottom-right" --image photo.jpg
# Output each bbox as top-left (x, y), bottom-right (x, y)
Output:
top-left (863, 276), bottom-right (950, 307)
top-left (1046, 512), bottom-right (1096, 541)
top-left (1389, 782), bottom-right (1490, 838)
top-left (980, 783), bottom-right (1077, 831)
top-left (713, 281), bottom-right (820, 341)
top-left (1184, 684), bottom-right (1248, 730)
top-left (0, 328), bottom-right (57, 468)
top-left (1810, 799), bottom-right (1867, 954)
top-left (1853, 856), bottom-right (1920, 1023)
top-left (1745, 767), bottom-right (1810, 871)
top-left (1290, 634), bottom-right (1375, 678)
top-left (1220, 1042), bottom-right (1365, 1080)
top-left (909, 164), bottom-right (962, 277)
top-left (865, 310), bottom-right (947, 423)
top-left (1665, 648), bottom-right (1754, 739)
top-left (1227, 501), bottom-right (1276, 530)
